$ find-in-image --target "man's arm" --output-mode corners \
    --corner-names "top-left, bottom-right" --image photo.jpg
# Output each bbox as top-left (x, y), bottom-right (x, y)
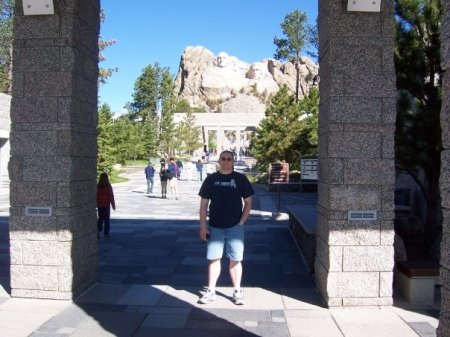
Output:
top-left (199, 197), bottom-right (210, 240)
top-left (239, 196), bottom-right (252, 225)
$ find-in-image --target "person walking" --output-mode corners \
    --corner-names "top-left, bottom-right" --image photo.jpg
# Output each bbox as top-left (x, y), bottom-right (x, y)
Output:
top-left (176, 159), bottom-right (183, 180)
top-left (144, 162), bottom-right (155, 194)
top-left (159, 166), bottom-right (169, 199)
top-left (168, 157), bottom-right (179, 200)
top-left (197, 150), bottom-right (254, 305)
top-left (96, 172), bottom-right (116, 239)
top-left (196, 159), bottom-right (204, 182)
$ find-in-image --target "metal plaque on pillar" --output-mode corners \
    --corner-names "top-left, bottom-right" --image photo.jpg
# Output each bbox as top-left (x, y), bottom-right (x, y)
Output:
top-left (22, 0), bottom-right (54, 15)
top-left (347, 0), bottom-right (381, 12)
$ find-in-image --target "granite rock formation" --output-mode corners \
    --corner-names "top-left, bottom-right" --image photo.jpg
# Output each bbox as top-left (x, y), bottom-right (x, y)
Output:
top-left (174, 46), bottom-right (319, 113)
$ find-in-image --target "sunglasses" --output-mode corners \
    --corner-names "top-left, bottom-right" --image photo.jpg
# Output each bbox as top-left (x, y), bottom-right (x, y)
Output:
top-left (220, 157), bottom-right (233, 161)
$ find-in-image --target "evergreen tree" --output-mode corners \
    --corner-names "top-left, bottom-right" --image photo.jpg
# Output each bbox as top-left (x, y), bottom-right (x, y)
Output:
top-left (158, 70), bottom-right (182, 157)
top-left (274, 10), bottom-right (309, 101)
top-left (298, 86), bottom-right (319, 150)
top-left (177, 110), bottom-right (202, 156)
top-left (109, 117), bottom-right (135, 165)
top-left (306, 18), bottom-right (319, 62)
top-left (98, 9), bottom-right (118, 85)
top-left (97, 104), bottom-right (116, 174)
top-left (140, 108), bottom-right (159, 159)
top-left (130, 63), bottom-right (164, 120)
top-left (0, 0), bottom-right (14, 93)
top-left (251, 85), bottom-right (317, 170)
top-left (394, 0), bottom-right (442, 258)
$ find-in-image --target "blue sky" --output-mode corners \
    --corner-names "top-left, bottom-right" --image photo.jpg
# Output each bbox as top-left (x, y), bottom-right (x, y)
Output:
top-left (98, 0), bottom-right (318, 113)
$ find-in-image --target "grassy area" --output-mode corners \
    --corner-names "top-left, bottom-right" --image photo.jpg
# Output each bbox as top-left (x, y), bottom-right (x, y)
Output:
top-left (110, 174), bottom-right (127, 184)
top-left (125, 160), bottom-right (148, 166)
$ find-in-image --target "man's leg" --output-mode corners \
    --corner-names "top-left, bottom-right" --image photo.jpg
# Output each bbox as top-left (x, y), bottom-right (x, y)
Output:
top-left (198, 258), bottom-right (221, 304)
top-left (199, 227), bottom-right (224, 304)
top-left (147, 179), bottom-right (151, 193)
top-left (227, 225), bottom-right (245, 305)
top-left (229, 259), bottom-right (242, 289)
top-left (173, 178), bottom-right (178, 199)
top-left (208, 258), bottom-right (221, 290)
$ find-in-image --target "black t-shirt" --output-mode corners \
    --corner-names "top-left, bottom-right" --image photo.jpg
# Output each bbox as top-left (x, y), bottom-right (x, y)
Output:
top-left (198, 171), bottom-right (255, 228)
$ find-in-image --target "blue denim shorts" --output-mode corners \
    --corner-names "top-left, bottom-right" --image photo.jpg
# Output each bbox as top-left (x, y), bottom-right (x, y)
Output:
top-left (207, 224), bottom-right (244, 261)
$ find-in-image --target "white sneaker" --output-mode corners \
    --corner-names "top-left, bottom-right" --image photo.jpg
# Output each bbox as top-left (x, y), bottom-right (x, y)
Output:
top-left (232, 289), bottom-right (245, 305)
top-left (198, 288), bottom-right (216, 304)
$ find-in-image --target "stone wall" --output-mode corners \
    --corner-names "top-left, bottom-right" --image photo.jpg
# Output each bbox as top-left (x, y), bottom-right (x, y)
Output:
top-left (438, 0), bottom-right (450, 334)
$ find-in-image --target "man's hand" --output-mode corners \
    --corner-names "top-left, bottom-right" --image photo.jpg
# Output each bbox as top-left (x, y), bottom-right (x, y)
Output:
top-left (199, 226), bottom-right (209, 241)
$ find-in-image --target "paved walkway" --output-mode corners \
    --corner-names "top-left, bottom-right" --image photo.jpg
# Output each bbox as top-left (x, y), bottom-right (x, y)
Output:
top-left (0, 171), bottom-right (441, 336)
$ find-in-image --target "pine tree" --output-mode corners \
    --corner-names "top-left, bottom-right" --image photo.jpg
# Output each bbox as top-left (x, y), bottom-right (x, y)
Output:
top-left (98, 9), bottom-right (118, 85)
top-left (0, 0), bottom-right (14, 93)
top-left (97, 104), bottom-right (115, 175)
top-left (394, 0), bottom-right (442, 258)
top-left (177, 110), bottom-right (202, 156)
top-left (130, 63), bottom-right (162, 120)
top-left (251, 85), bottom-right (317, 170)
top-left (274, 10), bottom-right (309, 101)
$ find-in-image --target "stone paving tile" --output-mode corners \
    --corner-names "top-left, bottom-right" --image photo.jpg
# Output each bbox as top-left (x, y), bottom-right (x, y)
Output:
top-left (1, 311), bottom-right (64, 337)
top-left (408, 322), bottom-right (437, 337)
top-left (285, 309), bottom-right (344, 337)
top-left (134, 327), bottom-right (248, 337)
top-left (116, 284), bottom-right (167, 306)
top-left (185, 317), bottom-right (244, 330)
top-left (330, 308), bottom-right (420, 337)
top-left (156, 286), bottom-right (210, 308)
top-left (76, 284), bottom-right (131, 304)
top-left (243, 321), bottom-right (291, 337)
top-left (392, 306), bottom-right (439, 328)
top-left (281, 273), bottom-right (316, 288)
top-left (165, 273), bottom-right (206, 287)
top-left (138, 247), bottom-right (175, 257)
top-left (68, 311), bottom-right (147, 337)
top-left (144, 267), bottom-right (177, 276)
top-left (281, 288), bottom-right (326, 310)
top-left (137, 306), bottom-right (191, 315)
top-left (188, 307), bottom-right (273, 322)
top-left (181, 257), bottom-right (208, 266)
top-left (32, 304), bottom-right (90, 333)
top-left (140, 310), bottom-right (189, 328)
top-left (77, 303), bottom-right (129, 313)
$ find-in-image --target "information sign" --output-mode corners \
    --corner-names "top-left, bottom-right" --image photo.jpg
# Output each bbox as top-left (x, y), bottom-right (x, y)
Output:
top-left (269, 163), bottom-right (289, 184)
top-left (300, 156), bottom-right (318, 181)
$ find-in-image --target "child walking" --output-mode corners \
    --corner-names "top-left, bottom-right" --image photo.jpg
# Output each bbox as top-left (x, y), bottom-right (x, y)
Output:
top-left (96, 172), bottom-right (116, 239)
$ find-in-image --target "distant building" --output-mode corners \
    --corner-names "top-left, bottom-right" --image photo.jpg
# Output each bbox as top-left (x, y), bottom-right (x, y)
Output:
top-left (173, 112), bottom-right (264, 157)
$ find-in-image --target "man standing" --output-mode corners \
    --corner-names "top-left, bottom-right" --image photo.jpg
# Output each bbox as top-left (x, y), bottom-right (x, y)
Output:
top-left (168, 157), bottom-right (179, 200)
top-left (198, 150), bottom-right (254, 305)
top-left (144, 162), bottom-right (155, 194)
top-left (196, 159), bottom-right (204, 182)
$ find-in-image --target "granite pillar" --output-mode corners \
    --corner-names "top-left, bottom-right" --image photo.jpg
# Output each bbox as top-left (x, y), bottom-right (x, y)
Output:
top-left (9, 0), bottom-right (100, 299)
top-left (316, 0), bottom-right (397, 306)
top-left (438, 0), bottom-right (450, 334)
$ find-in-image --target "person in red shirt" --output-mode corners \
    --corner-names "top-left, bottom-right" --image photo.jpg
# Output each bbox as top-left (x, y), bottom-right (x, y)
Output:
top-left (96, 172), bottom-right (116, 239)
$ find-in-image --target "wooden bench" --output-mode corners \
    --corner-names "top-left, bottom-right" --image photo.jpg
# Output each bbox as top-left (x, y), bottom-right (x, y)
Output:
top-left (395, 260), bottom-right (440, 304)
